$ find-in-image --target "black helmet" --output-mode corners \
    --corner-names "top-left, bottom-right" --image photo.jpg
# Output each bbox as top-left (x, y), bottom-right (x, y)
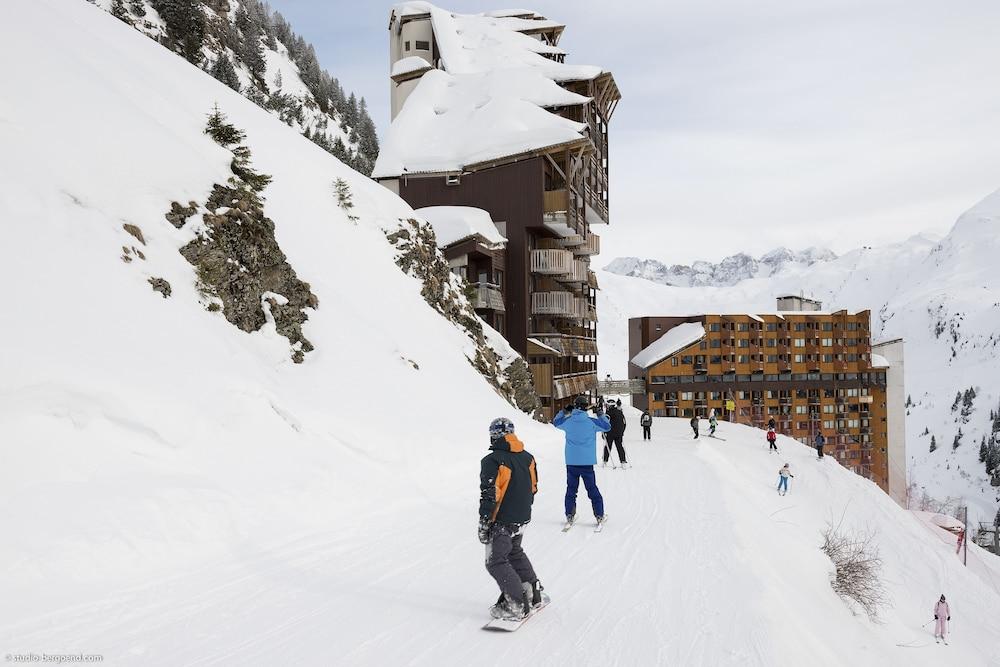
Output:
top-left (573, 396), bottom-right (589, 409)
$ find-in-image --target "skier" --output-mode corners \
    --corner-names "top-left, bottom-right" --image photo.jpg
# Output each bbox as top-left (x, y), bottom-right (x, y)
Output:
top-left (777, 463), bottom-right (794, 495)
top-left (553, 396), bottom-right (611, 528)
top-left (933, 594), bottom-right (951, 643)
top-left (640, 410), bottom-right (652, 441)
top-left (690, 415), bottom-right (699, 439)
top-left (604, 400), bottom-right (628, 467)
top-left (709, 413), bottom-right (718, 437)
top-left (815, 432), bottom-right (826, 459)
top-left (478, 417), bottom-right (545, 621)
top-left (767, 427), bottom-right (778, 452)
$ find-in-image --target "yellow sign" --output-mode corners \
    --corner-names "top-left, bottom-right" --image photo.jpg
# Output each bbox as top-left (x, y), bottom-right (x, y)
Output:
top-left (725, 400), bottom-right (735, 411)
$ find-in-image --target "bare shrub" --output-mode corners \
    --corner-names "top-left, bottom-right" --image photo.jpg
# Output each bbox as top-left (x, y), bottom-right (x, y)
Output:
top-left (821, 524), bottom-right (888, 621)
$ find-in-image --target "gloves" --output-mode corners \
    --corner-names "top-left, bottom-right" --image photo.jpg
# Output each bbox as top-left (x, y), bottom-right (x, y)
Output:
top-left (478, 518), bottom-right (492, 544)
top-left (934, 615), bottom-right (938, 620)
top-left (595, 406), bottom-right (605, 417)
top-left (947, 616), bottom-right (951, 621)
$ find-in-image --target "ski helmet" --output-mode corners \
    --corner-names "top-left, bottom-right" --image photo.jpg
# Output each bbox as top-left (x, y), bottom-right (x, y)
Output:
top-left (573, 395), bottom-right (589, 409)
top-left (489, 417), bottom-right (516, 438)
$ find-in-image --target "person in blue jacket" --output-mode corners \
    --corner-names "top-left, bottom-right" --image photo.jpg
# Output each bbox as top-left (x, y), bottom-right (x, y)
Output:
top-left (552, 395), bottom-right (612, 525)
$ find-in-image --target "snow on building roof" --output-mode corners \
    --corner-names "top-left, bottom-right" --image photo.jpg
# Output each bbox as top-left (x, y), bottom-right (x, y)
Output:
top-left (415, 206), bottom-right (507, 248)
top-left (391, 56), bottom-right (433, 78)
top-left (870, 353), bottom-right (890, 368)
top-left (527, 337), bottom-right (560, 355)
top-left (631, 323), bottom-right (706, 369)
top-left (375, 3), bottom-right (603, 178)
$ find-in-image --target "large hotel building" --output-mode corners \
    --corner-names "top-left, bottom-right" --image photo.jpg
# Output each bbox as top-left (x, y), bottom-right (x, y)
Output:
top-left (628, 296), bottom-right (906, 500)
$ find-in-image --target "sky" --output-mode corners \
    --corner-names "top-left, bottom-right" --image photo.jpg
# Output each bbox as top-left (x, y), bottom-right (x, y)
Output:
top-left (268, 0), bottom-right (1000, 264)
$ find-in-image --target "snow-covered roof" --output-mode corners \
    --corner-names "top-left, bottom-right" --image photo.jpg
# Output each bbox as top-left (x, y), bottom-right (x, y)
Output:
top-left (870, 353), bottom-right (890, 368)
top-left (415, 206), bottom-right (507, 248)
top-left (391, 56), bottom-right (433, 78)
top-left (375, 3), bottom-right (604, 178)
top-left (631, 323), bottom-right (706, 369)
top-left (527, 337), bottom-right (560, 355)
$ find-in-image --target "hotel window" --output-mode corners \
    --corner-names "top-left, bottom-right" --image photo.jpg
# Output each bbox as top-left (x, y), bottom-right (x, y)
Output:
top-left (795, 405), bottom-right (808, 414)
top-left (681, 392), bottom-right (694, 400)
top-left (651, 376), bottom-right (666, 384)
top-left (404, 41), bottom-right (411, 51)
top-left (794, 354), bottom-right (804, 362)
top-left (738, 339), bottom-right (749, 348)
top-left (738, 355), bottom-right (749, 363)
top-left (738, 323), bottom-right (749, 331)
top-left (793, 339), bottom-right (806, 347)
top-left (671, 358), bottom-right (679, 367)
top-left (710, 339), bottom-right (721, 348)
top-left (821, 338), bottom-right (832, 346)
top-left (682, 356), bottom-right (693, 365)
top-left (709, 323), bottom-right (720, 332)
top-left (415, 40), bottom-right (431, 50)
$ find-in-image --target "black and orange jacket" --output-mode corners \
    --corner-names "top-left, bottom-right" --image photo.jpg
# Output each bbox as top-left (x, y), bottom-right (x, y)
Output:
top-left (479, 433), bottom-right (538, 525)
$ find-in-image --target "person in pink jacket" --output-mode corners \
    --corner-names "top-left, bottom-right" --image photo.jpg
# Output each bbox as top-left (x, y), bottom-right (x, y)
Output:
top-left (933, 594), bottom-right (951, 642)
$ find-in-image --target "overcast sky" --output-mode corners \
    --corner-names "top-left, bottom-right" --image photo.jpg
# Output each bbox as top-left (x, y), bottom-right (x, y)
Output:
top-left (269, 0), bottom-right (1000, 264)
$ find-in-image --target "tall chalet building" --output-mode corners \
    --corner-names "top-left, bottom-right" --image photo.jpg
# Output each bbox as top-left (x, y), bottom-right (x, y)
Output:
top-left (374, 3), bottom-right (620, 419)
top-left (628, 296), bottom-right (907, 500)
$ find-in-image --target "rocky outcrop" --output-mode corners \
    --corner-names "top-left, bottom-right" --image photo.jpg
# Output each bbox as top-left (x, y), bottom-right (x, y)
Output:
top-left (385, 217), bottom-right (540, 416)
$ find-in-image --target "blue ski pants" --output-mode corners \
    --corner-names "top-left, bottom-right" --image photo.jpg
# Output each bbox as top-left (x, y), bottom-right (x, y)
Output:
top-left (565, 465), bottom-right (604, 518)
top-left (777, 476), bottom-right (789, 492)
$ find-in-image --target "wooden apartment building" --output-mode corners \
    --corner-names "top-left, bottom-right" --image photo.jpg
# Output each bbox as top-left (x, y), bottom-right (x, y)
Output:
top-left (377, 6), bottom-right (621, 419)
top-left (628, 296), bottom-right (906, 493)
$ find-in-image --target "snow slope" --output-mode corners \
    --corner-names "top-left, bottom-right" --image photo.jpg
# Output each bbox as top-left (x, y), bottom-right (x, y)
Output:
top-left (598, 195), bottom-right (1000, 523)
top-left (2, 2), bottom-right (1000, 665)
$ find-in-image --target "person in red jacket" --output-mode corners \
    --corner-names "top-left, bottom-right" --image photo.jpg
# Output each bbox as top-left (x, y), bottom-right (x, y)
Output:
top-left (767, 427), bottom-right (778, 452)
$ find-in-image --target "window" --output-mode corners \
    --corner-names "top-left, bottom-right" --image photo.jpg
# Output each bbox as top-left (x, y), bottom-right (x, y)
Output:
top-left (405, 41), bottom-right (411, 51)
top-left (737, 323), bottom-right (749, 331)
top-left (738, 355), bottom-right (749, 363)
top-left (821, 338), bottom-right (832, 346)
top-left (415, 40), bottom-right (431, 50)
top-left (446, 174), bottom-right (460, 185)
top-left (794, 354), bottom-right (804, 362)
top-left (795, 405), bottom-right (807, 414)
top-left (671, 358), bottom-right (679, 367)
top-left (710, 339), bottom-right (721, 348)
top-left (653, 392), bottom-right (664, 401)
top-left (793, 339), bottom-right (806, 347)
top-left (681, 356), bottom-right (693, 365)
top-left (709, 323), bottom-right (720, 332)
top-left (493, 269), bottom-right (503, 288)
top-left (680, 392), bottom-right (693, 400)
top-left (738, 339), bottom-right (749, 348)
top-left (650, 376), bottom-right (666, 384)
top-left (653, 409), bottom-right (667, 417)
top-left (823, 420), bottom-right (834, 429)
top-left (766, 323), bottom-right (776, 331)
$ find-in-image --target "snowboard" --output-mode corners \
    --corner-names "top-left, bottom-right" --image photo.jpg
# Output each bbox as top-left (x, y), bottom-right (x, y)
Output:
top-left (482, 595), bottom-right (551, 632)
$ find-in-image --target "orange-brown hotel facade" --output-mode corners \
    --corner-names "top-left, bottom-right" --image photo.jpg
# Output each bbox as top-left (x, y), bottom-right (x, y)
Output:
top-left (628, 296), bottom-right (905, 494)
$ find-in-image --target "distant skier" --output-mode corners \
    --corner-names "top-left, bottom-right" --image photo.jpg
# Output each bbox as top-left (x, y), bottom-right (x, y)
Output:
top-left (640, 410), bottom-right (652, 440)
top-left (933, 594), bottom-right (951, 643)
top-left (777, 463), bottom-right (794, 495)
top-left (767, 427), bottom-right (778, 452)
top-left (479, 417), bottom-right (544, 621)
top-left (815, 432), bottom-right (826, 459)
top-left (767, 417), bottom-right (776, 431)
top-left (603, 401), bottom-right (628, 467)
top-left (690, 415), bottom-right (699, 439)
top-left (553, 396), bottom-right (611, 527)
top-left (709, 413), bottom-right (718, 437)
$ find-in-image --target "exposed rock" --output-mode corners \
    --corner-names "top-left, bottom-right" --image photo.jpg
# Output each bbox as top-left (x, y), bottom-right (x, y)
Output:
top-left (148, 277), bottom-right (172, 298)
top-left (165, 201), bottom-right (199, 229)
top-left (123, 223), bottom-right (146, 245)
top-left (386, 218), bottom-right (540, 416)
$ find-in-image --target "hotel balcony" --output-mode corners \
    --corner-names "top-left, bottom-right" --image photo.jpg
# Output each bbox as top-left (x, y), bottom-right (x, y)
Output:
top-left (530, 248), bottom-right (574, 275)
top-left (531, 291), bottom-right (575, 317)
top-left (470, 282), bottom-right (505, 311)
top-left (573, 234), bottom-right (600, 256)
top-left (552, 371), bottom-right (598, 400)
top-left (558, 259), bottom-right (589, 284)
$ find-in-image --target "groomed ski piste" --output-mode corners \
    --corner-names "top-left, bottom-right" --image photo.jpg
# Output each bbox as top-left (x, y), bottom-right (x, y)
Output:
top-left (3, 1), bottom-right (1000, 665)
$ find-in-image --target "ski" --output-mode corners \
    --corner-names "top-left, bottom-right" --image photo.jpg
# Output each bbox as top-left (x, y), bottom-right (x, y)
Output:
top-left (594, 516), bottom-right (608, 533)
top-left (482, 595), bottom-right (550, 632)
top-left (561, 518), bottom-right (575, 532)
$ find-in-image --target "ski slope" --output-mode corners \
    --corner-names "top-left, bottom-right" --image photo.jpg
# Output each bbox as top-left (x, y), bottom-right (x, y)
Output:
top-left (2, 1), bottom-right (1000, 665)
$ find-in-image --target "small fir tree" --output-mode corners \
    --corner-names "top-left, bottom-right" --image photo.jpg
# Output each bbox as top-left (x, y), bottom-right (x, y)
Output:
top-left (333, 178), bottom-right (359, 224)
top-left (204, 105), bottom-right (245, 147)
top-left (930, 435), bottom-right (937, 453)
top-left (209, 54), bottom-right (241, 92)
top-left (111, 0), bottom-right (131, 22)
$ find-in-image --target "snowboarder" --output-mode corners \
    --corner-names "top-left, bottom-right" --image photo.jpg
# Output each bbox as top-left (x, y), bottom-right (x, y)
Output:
top-left (933, 594), bottom-right (951, 642)
top-left (479, 417), bottom-right (545, 621)
top-left (640, 410), bottom-right (652, 441)
top-left (777, 463), bottom-right (794, 495)
top-left (767, 427), bottom-right (778, 452)
top-left (709, 413), bottom-right (718, 437)
top-left (815, 432), bottom-right (826, 459)
top-left (553, 396), bottom-right (611, 527)
top-left (690, 415), bottom-right (699, 439)
top-left (604, 401), bottom-right (628, 467)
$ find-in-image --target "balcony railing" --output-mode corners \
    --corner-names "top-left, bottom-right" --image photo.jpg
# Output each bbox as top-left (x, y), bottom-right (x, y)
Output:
top-left (470, 282), bottom-right (505, 311)
top-left (529, 334), bottom-right (598, 357)
top-left (531, 291), bottom-right (575, 316)
top-left (573, 234), bottom-right (600, 256)
top-left (552, 371), bottom-right (598, 401)
top-left (530, 248), bottom-right (573, 275)
top-left (558, 259), bottom-right (588, 284)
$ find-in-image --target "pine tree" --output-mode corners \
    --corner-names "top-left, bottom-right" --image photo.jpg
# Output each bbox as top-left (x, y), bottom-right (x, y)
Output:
top-left (210, 54), bottom-right (241, 92)
top-left (952, 428), bottom-right (963, 451)
top-left (204, 105), bottom-right (245, 147)
top-left (951, 391), bottom-right (961, 412)
top-left (331, 136), bottom-right (349, 163)
top-left (129, 0), bottom-right (146, 17)
top-left (150, 0), bottom-right (205, 64)
top-left (235, 6), bottom-right (267, 83)
top-left (273, 70), bottom-right (283, 90)
top-left (981, 436), bottom-right (989, 464)
top-left (930, 435), bottom-right (937, 453)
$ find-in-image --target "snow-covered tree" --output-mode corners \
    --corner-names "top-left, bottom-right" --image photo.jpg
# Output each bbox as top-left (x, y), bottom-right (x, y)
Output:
top-left (929, 435), bottom-right (937, 453)
top-left (209, 53), bottom-right (240, 92)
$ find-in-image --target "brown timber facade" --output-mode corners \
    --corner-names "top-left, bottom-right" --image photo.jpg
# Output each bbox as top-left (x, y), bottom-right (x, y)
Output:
top-left (628, 311), bottom-right (893, 492)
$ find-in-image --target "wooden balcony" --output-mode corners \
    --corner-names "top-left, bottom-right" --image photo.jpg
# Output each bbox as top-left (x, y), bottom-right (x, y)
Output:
top-left (529, 334), bottom-right (598, 357)
top-left (470, 282), bottom-right (505, 311)
top-left (544, 189), bottom-right (569, 214)
top-left (552, 371), bottom-right (598, 400)
top-left (530, 248), bottom-right (573, 275)
top-left (531, 291), bottom-right (575, 316)
top-left (558, 259), bottom-right (589, 284)
top-left (529, 363), bottom-right (554, 397)
top-left (573, 234), bottom-right (600, 256)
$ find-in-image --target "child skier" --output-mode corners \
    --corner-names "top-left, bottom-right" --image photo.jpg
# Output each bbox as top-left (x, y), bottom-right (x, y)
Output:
top-left (815, 432), bottom-right (826, 459)
top-left (777, 463), bottom-right (794, 495)
top-left (478, 417), bottom-right (545, 621)
top-left (709, 413), bottom-right (718, 437)
top-left (690, 416), bottom-right (699, 439)
top-left (640, 410), bottom-right (652, 441)
top-left (933, 594), bottom-right (951, 643)
top-left (767, 427), bottom-right (778, 452)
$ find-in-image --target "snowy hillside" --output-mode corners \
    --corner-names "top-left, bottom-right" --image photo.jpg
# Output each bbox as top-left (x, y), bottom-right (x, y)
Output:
top-left (94, 0), bottom-right (379, 173)
top-left (3, 1), bottom-right (1000, 665)
top-left (599, 195), bottom-right (1000, 524)
top-left (604, 246), bottom-right (837, 288)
